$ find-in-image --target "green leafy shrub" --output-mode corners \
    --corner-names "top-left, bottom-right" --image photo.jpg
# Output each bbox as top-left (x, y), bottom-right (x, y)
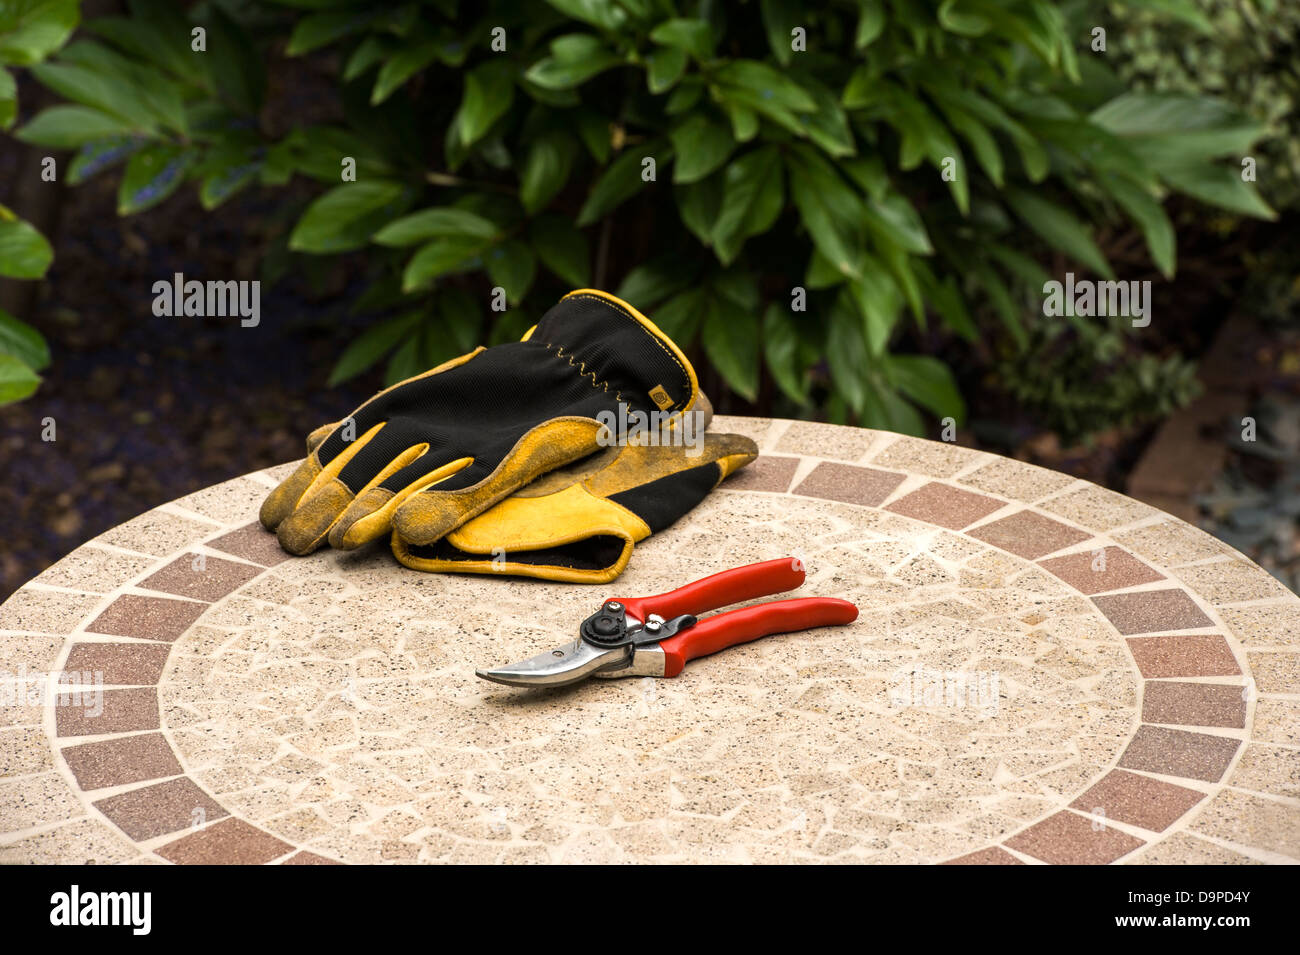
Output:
top-left (1111, 0), bottom-right (1300, 211)
top-left (6, 0), bottom-right (1278, 431)
top-left (0, 0), bottom-right (74, 402)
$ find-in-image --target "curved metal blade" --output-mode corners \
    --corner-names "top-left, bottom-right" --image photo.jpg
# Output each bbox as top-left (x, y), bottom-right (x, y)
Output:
top-left (476, 639), bottom-right (628, 688)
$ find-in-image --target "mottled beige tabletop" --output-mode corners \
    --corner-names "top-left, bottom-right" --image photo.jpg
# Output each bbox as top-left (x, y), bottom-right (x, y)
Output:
top-left (2, 417), bottom-right (1298, 864)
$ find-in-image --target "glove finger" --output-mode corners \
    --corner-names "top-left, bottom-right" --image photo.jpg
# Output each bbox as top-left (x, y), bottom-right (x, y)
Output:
top-left (328, 449), bottom-right (473, 550)
top-left (392, 418), bottom-right (603, 545)
top-left (257, 420), bottom-right (349, 531)
top-left (271, 421), bottom-right (388, 554)
top-left (305, 421), bottom-right (337, 453)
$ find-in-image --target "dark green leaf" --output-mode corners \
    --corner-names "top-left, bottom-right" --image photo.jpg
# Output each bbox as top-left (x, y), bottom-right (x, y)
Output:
top-left (0, 67), bottom-right (14, 129)
top-left (670, 113), bottom-right (734, 184)
top-left (328, 309), bottom-right (422, 385)
top-left (826, 287), bottom-right (868, 413)
top-left (17, 105), bottom-right (134, 148)
top-left (486, 238), bottom-right (536, 304)
top-left (863, 192), bottom-right (932, 255)
top-left (798, 77), bottom-right (856, 158)
top-left (202, 4), bottom-right (265, 114)
top-left (343, 35), bottom-right (387, 81)
top-left (117, 144), bottom-right (194, 214)
top-left (676, 176), bottom-right (720, 246)
top-left (855, 0), bottom-right (885, 48)
top-left (713, 146), bottom-right (784, 265)
top-left (0, 306), bottom-right (50, 370)
top-left (577, 141), bottom-right (670, 226)
top-left (763, 302), bottom-right (810, 404)
top-left (646, 45), bottom-right (686, 94)
top-left (651, 288), bottom-right (706, 343)
top-left (1005, 189), bottom-right (1114, 278)
top-left (0, 214), bottom-right (53, 279)
top-left (438, 286), bottom-right (482, 352)
top-left (849, 262), bottom-right (902, 355)
top-left (530, 215), bottom-right (590, 287)
top-left (0, 0), bottom-right (78, 66)
top-left (886, 354), bottom-right (965, 424)
top-left (702, 294), bottom-right (760, 401)
top-left (759, 0), bottom-right (800, 66)
top-left (525, 47), bottom-right (621, 90)
top-left (456, 60), bottom-right (515, 145)
top-left (0, 352), bottom-right (40, 403)
top-left (543, 0), bottom-right (628, 31)
top-left (290, 180), bottom-right (411, 253)
top-left (786, 149), bottom-right (861, 278)
top-left (385, 331), bottom-right (423, 385)
top-left (1090, 93), bottom-right (1265, 167)
top-left (648, 18), bottom-right (713, 61)
top-left (520, 130), bottom-right (578, 213)
top-left (371, 39), bottom-right (440, 104)
top-left (575, 110), bottom-right (611, 163)
top-left (1160, 162), bottom-right (1275, 220)
top-left (615, 253), bottom-right (700, 308)
top-left (1103, 175), bottom-right (1175, 278)
top-left (287, 10), bottom-right (375, 56)
top-left (373, 207), bottom-right (499, 246)
top-left (401, 236), bottom-right (492, 292)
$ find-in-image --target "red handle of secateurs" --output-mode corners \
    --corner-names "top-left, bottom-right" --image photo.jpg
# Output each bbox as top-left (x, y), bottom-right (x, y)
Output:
top-left (616, 558), bottom-right (807, 624)
top-left (658, 597), bottom-right (858, 677)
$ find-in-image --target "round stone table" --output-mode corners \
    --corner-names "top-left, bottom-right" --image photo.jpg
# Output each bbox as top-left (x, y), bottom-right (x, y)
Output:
top-left (2, 417), bottom-right (1298, 864)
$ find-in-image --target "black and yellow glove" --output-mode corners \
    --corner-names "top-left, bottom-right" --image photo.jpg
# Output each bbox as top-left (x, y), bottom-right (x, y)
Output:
top-left (389, 427), bottom-right (758, 584)
top-left (260, 290), bottom-right (700, 555)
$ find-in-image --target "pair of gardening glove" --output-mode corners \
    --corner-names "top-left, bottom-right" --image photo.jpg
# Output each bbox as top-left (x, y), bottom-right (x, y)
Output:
top-left (259, 289), bottom-right (759, 583)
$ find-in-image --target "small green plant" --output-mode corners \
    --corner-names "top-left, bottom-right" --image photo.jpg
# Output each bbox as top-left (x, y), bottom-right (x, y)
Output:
top-left (998, 311), bottom-right (1203, 444)
top-left (0, 0), bottom-right (73, 402)
top-left (4, 0), bottom-right (1279, 431)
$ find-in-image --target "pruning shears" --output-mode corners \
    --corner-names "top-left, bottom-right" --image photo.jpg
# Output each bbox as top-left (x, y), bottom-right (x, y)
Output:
top-left (476, 558), bottom-right (859, 688)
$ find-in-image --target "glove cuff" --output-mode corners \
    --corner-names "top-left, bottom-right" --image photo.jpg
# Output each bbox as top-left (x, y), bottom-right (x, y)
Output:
top-left (391, 484), bottom-right (646, 585)
top-left (525, 289), bottom-right (700, 418)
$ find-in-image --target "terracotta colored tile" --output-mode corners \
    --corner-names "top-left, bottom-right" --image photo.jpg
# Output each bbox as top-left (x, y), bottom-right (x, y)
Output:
top-left (722, 455), bottom-right (799, 493)
top-left (941, 846), bottom-right (1024, 865)
top-left (966, 511), bottom-right (1092, 559)
top-left (792, 462), bottom-right (905, 507)
top-left (1092, 589), bottom-right (1213, 635)
top-left (54, 687), bottom-right (158, 738)
top-left (1126, 635), bottom-right (1240, 678)
top-left (206, 522), bottom-right (290, 567)
top-left (155, 817), bottom-right (293, 864)
top-left (61, 733), bottom-right (182, 790)
top-left (94, 777), bottom-right (228, 841)
top-left (85, 594), bottom-right (208, 643)
top-left (282, 850), bottom-right (343, 865)
top-left (1142, 681), bottom-right (1246, 728)
top-left (1070, 769), bottom-right (1206, 832)
top-left (63, 642), bottom-right (170, 686)
top-left (1117, 726), bottom-right (1241, 782)
top-left (1039, 546), bottom-right (1166, 595)
top-left (885, 482), bottom-right (1004, 530)
top-left (1004, 811), bottom-right (1145, 864)
top-left (138, 554), bottom-right (261, 602)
